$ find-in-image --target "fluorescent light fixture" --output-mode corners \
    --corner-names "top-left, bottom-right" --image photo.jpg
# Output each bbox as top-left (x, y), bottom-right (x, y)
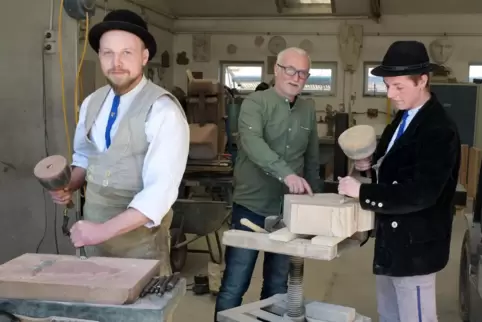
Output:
top-left (297, 0), bottom-right (331, 3)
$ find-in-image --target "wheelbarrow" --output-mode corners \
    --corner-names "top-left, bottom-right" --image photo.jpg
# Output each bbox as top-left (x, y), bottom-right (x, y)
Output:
top-left (169, 198), bottom-right (231, 272)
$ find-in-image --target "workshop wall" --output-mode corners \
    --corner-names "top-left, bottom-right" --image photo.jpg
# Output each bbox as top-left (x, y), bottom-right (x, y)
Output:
top-left (172, 14), bottom-right (482, 136)
top-left (0, 0), bottom-right (78, 263)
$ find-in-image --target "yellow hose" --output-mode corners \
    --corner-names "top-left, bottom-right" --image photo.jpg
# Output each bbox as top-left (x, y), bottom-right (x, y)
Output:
top-left (57, 0), bottom-right (72, 162)
top-left (75, 16), bottom-right (90, 124)
top-left (57, 1), bottom-right (90, 160)
top-left (58, 3), bottom-right (89, 196)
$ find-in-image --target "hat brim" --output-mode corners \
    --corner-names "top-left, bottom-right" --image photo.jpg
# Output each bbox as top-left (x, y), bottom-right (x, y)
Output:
top-left (371, 63), bottom-right (438, 77)
top-left (88, 21), bottom-right (157, 61)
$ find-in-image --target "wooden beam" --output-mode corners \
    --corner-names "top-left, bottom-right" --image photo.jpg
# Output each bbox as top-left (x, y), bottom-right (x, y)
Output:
top-left (274, 0), bottom-right (283, 13)
top-left (331, 0), bottom-right (337, 14)
top-left (369, 0), bottom-right (381, 23)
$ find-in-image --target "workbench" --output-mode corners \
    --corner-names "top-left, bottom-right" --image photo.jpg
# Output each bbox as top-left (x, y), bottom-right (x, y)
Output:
top-left (0, 278), bottom-right (186, 321)
top-left (218, 230), bottom-right (371, 321)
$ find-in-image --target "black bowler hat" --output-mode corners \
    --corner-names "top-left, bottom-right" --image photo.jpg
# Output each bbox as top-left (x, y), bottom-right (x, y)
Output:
top-left (88, 9), bottom-right (157, 61)
top-left (371, 41), bottom-right (439, 77)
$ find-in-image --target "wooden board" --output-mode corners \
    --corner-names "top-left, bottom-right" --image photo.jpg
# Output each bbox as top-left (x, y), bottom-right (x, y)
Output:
top-left (222, 230), bottom-right (361, 261)
top-left (459, 144), bottom-right (469, 188)
top-left (0, 253), bottom-right (160, 305)
top-left (217, 293), bottom-right (372, 322)
top-left (468, 147), bottom-right (482, 198)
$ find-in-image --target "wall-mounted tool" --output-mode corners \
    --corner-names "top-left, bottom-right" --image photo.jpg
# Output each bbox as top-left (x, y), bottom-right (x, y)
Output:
top-left (367, 108), bottom-right (379, 118)
top-left (33, 155), bottom-right (87, 259)
top-left (63, 0), bottom-right (96, 20)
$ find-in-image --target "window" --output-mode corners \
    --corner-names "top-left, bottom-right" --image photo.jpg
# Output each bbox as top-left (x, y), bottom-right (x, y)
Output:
top-left (302, 62), bottom-right (336, 96)
top-left (221, 62), bottom-right (264, 93)
top-left (469, 64), bottom-right (482, 82)
top-left (364, 63), bottom-right (386, 97)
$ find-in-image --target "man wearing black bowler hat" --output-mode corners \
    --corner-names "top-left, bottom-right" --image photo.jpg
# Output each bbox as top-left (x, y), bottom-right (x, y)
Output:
top-left (338, 41), bottom-right (461, 321)
top-left (48, 9), bottom-right (189, 277)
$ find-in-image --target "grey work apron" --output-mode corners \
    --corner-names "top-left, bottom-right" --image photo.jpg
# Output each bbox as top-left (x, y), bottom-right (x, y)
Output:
top-left (83, 182), bottom-right (173, 276)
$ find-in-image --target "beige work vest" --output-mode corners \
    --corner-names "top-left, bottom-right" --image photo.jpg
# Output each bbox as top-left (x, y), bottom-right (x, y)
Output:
top-left (82, 80), bottom-right (185, 274)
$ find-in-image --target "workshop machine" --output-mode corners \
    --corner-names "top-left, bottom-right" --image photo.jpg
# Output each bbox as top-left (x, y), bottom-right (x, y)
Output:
top-left (459, 156), bottom-right (482, 321)
top-left (169, 71), bottom-right (239, 276)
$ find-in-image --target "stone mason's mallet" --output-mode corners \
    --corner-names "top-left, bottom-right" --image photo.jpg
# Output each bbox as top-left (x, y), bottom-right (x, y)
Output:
top-left (337, 124), bottom-right (377, 203)
top-left (33, 155), bottom-right (87, 259)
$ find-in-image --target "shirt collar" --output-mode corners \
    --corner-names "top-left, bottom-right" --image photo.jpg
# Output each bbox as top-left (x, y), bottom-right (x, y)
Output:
top-left (406, 104), bottom-right (423, 117)
top-left (269, 87), bottom-right (299, 105)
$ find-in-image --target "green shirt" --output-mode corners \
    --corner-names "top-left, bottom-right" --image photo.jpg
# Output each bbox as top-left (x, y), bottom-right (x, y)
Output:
top-left (232, 88), bottom-right (321, 217)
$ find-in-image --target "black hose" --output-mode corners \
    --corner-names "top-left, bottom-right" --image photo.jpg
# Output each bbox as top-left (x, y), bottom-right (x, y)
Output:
top-left (0, 310), bottom-right (20, 322)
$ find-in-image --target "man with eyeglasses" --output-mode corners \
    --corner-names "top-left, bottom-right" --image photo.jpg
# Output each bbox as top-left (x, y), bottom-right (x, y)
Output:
top-left (214, 47), bottom-right (321, 320)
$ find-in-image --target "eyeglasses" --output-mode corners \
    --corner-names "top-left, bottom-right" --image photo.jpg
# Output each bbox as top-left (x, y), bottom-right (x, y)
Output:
top-left (277, 64), bottom-right (310, 79)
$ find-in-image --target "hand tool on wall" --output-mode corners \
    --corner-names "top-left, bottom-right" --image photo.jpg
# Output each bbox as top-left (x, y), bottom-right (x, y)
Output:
top-left (33, 155), bottom-right (87, 259)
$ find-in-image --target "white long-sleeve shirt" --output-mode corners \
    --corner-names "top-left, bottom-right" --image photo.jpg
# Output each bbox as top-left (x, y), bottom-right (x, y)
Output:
top-left (72, 77), bottom-right (189, 228)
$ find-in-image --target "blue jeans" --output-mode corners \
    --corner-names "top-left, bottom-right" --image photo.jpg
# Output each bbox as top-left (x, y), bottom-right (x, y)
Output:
top-left (214, 203), bottom-right (290, 321)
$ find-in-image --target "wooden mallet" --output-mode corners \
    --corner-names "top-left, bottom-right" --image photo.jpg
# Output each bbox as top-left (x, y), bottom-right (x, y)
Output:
top-left (33, 155), bottom-right (87, 259)
top-left (337, 125), bottom-right (377, 203)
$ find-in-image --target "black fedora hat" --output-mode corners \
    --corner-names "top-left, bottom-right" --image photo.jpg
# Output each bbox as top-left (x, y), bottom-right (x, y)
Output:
top-left (88, 9), bottom-right (157, 61)
top-left (371, 41), bottom-right (438, 77)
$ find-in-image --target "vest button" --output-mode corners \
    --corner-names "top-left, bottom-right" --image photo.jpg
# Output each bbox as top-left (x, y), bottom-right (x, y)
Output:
top-left (102, 179), bottom-right (109, 186)
top-left (391, 221), bottom-right (398, 228)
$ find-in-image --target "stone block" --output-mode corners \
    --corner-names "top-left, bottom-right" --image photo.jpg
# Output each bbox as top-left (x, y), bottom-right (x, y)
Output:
top-left (283, 193), bottom-right (374, 238)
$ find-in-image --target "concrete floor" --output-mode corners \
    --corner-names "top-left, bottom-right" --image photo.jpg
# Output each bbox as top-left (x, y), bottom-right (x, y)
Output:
top-left (173, 212), bottom-right (468, 322)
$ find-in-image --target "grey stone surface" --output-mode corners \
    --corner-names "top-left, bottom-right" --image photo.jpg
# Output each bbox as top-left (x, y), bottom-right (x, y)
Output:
top-left (0, 278), bottom-right (186, 322)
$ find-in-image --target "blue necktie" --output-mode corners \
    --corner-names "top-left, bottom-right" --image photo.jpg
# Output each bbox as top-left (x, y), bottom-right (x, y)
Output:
top-left (395, 111), bottom-right (409, 140)
top-left (105, 95), bottom-right (120, 149)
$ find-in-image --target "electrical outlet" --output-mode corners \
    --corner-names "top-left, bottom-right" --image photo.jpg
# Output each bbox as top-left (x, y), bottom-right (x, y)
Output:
top-left (43, 42), bottom-right (57, 54)
top-left (44, 30), bottom-right (57, 41)
top-left (44, 30), bottom-right (57, 54)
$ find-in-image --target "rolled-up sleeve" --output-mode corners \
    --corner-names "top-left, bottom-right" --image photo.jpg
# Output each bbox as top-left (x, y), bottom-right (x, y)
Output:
top-left (128, 96), bottom-right (189, 227)
top-left (72, 95), bottom-right (92, 169)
